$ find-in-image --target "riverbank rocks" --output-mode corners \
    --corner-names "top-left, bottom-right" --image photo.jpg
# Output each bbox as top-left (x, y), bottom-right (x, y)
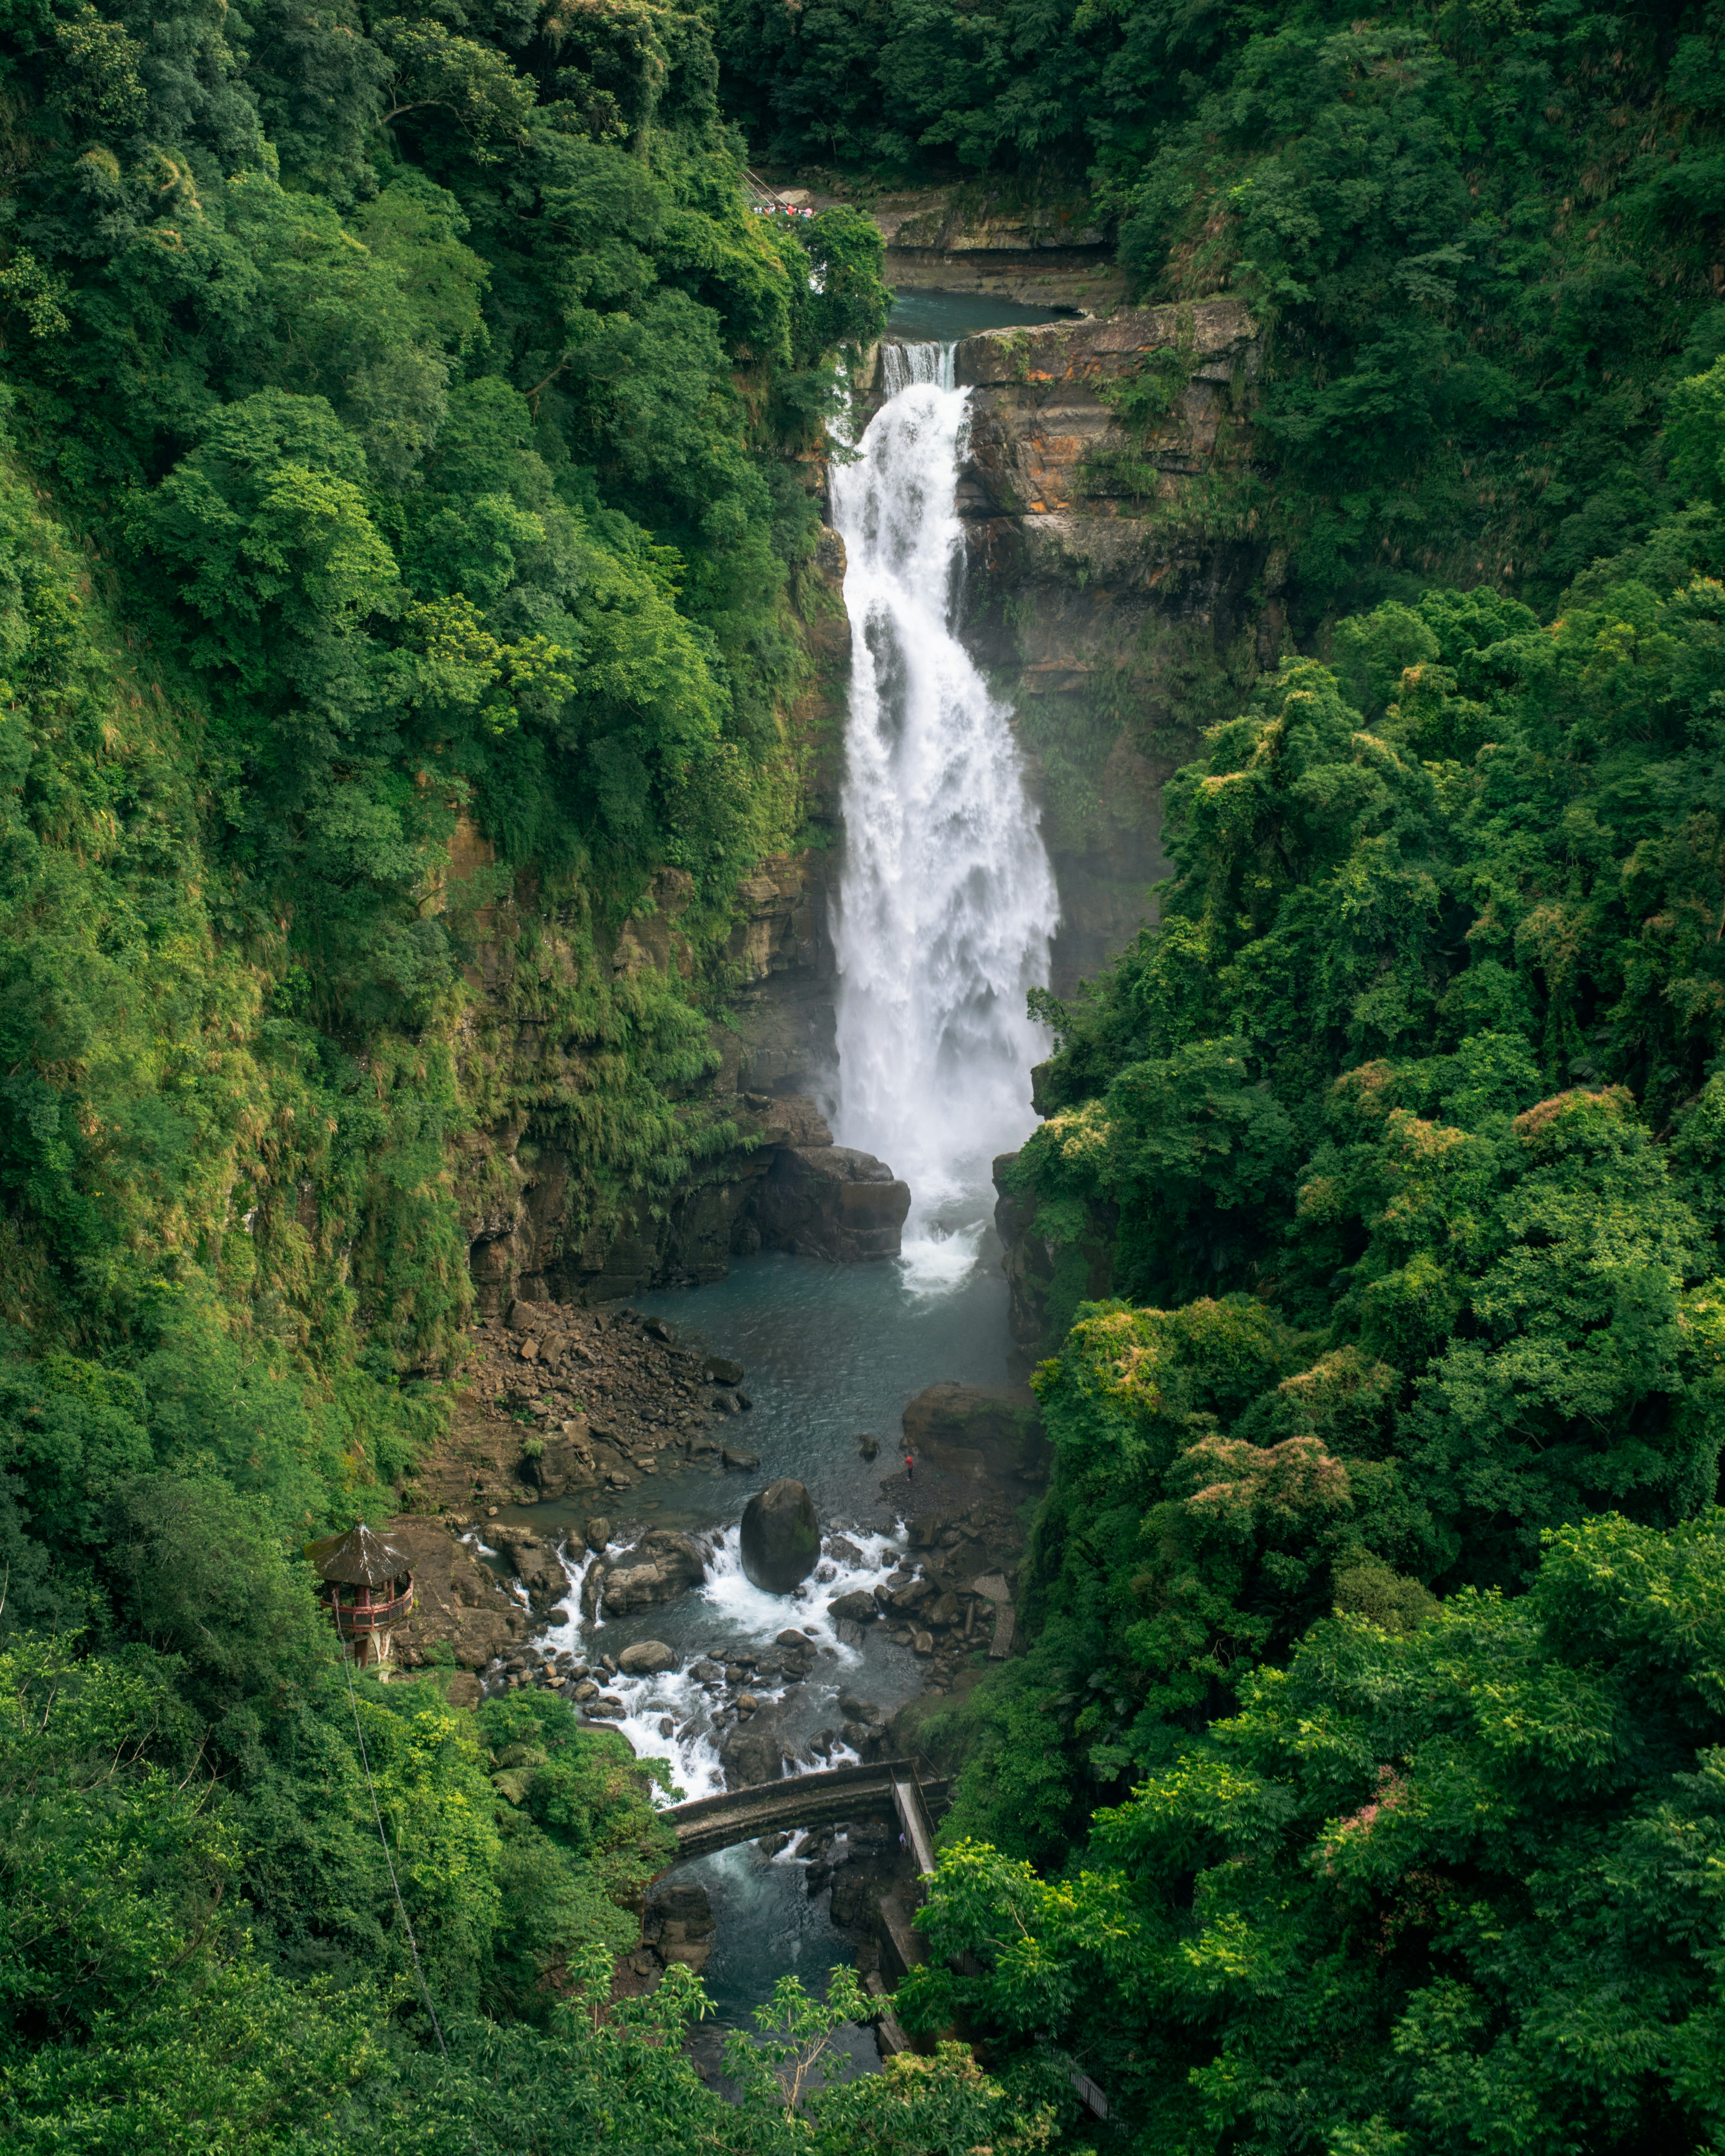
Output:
top-left (902, 1380), bottom-right (1049, 1485)
top-left (429, 1302), bottom-right (748, 1517)
top-left (582, 1529), bottom-right (708, 1616)
top-left (828, 1589), bottom-right (880, 1625)
top-left (644, 1881), bottom-right (716, 1975)
top-left (377, 1516), bottom-right (528, 1679)
top-left (740, 1479), bottom-right (821, 1593)
top-left (720, 1710), bottom-right (790, 1788)
top-left (617, 1640), bottom-right (676, 1676)
top-left (485, 1525), bottom-right (573, 1610)
top-left (751, 1146), bottom-right (911, 1262)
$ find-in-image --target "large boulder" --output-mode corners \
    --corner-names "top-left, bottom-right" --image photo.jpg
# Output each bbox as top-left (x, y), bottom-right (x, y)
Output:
top-left (827, 1589), bottom-right (879, 1624)
top-left (488, 1529), bottom-right (567, 1609)
top-left (752, 1146), bottom-right (910, 1261)
top-left (617, 1639), bottom-right (676, 1675)
top-left (583, 1529), bottom-right (707, 1617)
top-left (644, 1880), bottom-right (716, 1973)
top-left (740, 1479), bottom-right (820, 1593)
top-left (902, 1380), bottom-right (1049, 1485)
top-left (721, 1710), bottom-right (790, 1789)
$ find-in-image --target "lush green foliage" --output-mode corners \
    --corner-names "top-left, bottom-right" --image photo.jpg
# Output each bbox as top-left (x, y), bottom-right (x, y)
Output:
top-left (720, 0), bottom-right (1725, 617)
top-left (0, 1511), bottom-right (670, 2147)
top-left (919, 381), bottom-right (1725, 2144)
top-left (0, 3), bottom-right (915, 2146)
top-left (0, 0), bottom-right (889, 1441)
top-left (911, 1511), bottom-right (1725, 2154)
top-left (957, 494), bottom-right (1725, 1780)
top-left (11, 0), bottom-right (1725, 2143)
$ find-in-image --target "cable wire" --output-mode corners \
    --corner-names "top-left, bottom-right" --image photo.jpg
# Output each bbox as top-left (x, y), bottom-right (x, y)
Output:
top-left (341, 1641), bottom-right (450, 2060)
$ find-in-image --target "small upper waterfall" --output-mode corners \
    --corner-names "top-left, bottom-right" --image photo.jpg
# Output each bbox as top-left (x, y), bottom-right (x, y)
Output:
top-left (829, 340), bottom-right (1059, 1294)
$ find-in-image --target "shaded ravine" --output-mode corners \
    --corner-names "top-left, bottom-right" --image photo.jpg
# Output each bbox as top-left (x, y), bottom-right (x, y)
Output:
top-left (471, 1249), bottom-right (1022, 2044)
top-left (484, 292), bottom-right (1066, 2066)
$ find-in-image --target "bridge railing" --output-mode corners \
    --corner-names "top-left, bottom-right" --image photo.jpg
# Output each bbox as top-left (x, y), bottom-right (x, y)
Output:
top-left (663, 1758), bottom-right (947, 1861)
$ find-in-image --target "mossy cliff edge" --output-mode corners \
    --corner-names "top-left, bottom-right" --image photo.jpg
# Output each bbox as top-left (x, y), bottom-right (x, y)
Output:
top-left (0, 1), bottom-right (893, 1546)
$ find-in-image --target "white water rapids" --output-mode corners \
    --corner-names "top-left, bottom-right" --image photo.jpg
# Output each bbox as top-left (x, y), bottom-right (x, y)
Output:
top-left (829, 340), bottom-right (1059, 1294)
top-left (473, 1518), bottom-right (906, 1801)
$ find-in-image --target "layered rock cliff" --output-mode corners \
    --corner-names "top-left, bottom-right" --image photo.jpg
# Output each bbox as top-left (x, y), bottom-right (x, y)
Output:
top-left (951, 304), bottom-right (1278, 1354)
top-left (772, 175), bottom-right (1128, 312)
top-left (953, 301), bottom-right (1271, 995)
top-left (868, 183), bottom-right (1127, 313)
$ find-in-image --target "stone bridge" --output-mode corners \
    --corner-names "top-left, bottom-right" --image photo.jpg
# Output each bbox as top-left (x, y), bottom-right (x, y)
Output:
top-left (663, 1759), bottom-right (947, 1862)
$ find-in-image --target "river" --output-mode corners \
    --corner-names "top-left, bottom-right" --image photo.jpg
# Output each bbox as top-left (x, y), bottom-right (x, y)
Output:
top-left (487, 285), bottom-right (1066, 2068)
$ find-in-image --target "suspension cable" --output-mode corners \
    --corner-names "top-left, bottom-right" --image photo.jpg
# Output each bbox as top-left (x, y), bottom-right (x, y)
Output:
top-left (341, 1639), bottom-right (449, 2060)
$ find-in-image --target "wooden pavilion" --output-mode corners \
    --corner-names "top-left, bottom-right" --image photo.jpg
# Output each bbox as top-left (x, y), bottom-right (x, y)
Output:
top-left (305, 1521), bottom-right (415, 1670)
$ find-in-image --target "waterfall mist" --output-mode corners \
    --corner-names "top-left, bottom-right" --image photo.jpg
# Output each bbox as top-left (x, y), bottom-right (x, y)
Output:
top-left (829, 341), bottom-right (1059, 1296)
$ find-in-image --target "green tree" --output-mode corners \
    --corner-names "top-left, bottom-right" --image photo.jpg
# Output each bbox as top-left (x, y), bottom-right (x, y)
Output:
top-left (910, 1510), bottom-right (1725, 2154)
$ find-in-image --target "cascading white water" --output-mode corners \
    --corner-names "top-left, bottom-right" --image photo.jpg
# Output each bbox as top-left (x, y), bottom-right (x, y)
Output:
top-left (830, 340), bottom-right (1059, 1294)
top-left (478, 1520), bottom-right (907, 1803)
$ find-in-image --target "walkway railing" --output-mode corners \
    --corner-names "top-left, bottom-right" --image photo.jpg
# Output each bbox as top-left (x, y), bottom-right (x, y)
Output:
top-left (662, 1758), bottom-right (947, 1861)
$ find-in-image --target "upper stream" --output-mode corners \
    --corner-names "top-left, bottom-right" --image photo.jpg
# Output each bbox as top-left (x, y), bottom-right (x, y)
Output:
top-left (490, 292), bottom-right (1064, 2060)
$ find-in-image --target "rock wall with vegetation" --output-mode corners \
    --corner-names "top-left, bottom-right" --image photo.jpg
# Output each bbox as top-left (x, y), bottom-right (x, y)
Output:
top-left (953, 301), bottom-right (1269, 990)
top-left (0, 5), bottom-right (1020, 2148)
top-left (722, 0), bottom-right (1725, 2148)
top-left (844, 178), bottom-right (1129, 309)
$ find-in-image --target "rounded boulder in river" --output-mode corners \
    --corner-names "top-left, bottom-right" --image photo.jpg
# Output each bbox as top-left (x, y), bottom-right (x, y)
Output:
top-left (738, 1479), bottom-right (820, 1593)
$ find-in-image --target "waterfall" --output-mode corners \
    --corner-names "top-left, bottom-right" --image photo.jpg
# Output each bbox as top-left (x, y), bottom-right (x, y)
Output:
top-left (829, 340), bottom-right (1059, 1295)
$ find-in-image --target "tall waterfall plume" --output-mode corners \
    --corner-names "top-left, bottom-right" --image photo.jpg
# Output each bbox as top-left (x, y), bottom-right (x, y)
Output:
top-left (829, 339), bottom-right (1059, 1294)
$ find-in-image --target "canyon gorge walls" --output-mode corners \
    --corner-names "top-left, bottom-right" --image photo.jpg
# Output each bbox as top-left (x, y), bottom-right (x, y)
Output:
top-left (951, 299), bottom-right (1269, 996)
top-left (463, 191), bottom-right (1279, 1313)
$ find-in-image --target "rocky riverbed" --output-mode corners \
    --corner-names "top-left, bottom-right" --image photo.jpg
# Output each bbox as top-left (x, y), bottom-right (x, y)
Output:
top-left (382, 1296), bottom-right (775, 1687)
top-left (463, 1447), bottom-right (1029, 1787)
top-left (381, 1246), bottom-right (1044, 2045)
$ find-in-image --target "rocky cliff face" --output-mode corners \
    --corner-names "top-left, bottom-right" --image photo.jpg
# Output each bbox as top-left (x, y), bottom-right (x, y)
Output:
top-left (951, 301), bottom-right (1273, 995)
top-left (867, 183), bottom-right (1128, 312)
top-left (470, 1089), bottom-right (911, 1313)
top-left (783, 176), bottom-right (1128, 312)
top-left (454, 522), bottom-right (914, 1313)
top-left (993, 1148), bottom-right (1117, 1364)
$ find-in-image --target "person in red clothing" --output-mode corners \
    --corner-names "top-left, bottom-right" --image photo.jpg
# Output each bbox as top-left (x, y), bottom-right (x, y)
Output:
top-left (904, 1451), bottom-right (913, 1481)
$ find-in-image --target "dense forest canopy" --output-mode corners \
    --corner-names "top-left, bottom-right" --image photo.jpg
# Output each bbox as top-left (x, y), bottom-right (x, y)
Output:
top-left (5, 0), bottom-right (1725, 2146)
top-left (720, 0), bottom-right (1725, 623)
top-left (0, 0), bottom-right (939, 2145)
top-left (703, 1), bottom-right (1725, 2144)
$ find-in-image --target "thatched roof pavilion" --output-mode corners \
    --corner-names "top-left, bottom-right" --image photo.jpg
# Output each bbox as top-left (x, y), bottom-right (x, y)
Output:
top-left (306, 1522), bottom-right (415, 1666)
